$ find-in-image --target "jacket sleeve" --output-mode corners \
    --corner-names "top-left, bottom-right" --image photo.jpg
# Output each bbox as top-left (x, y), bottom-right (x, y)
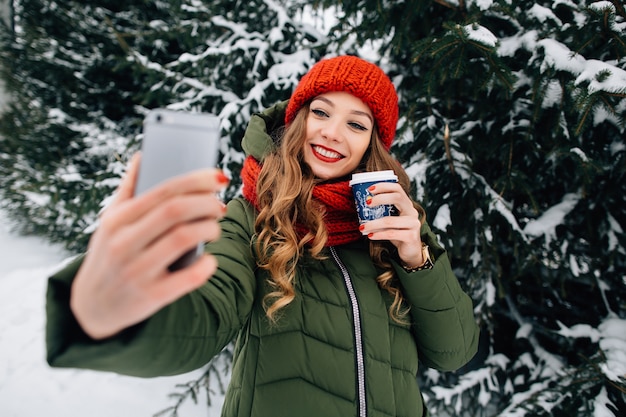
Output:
top-left (394, 222), bottom-right (479, 372)
top-left (46, 198), bottom-right (258, 377)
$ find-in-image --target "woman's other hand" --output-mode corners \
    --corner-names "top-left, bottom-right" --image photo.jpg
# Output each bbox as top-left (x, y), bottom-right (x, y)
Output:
top-left (358, 182), bottom-right (424, 268)
top-left (70, 153), bottom-right (229, 340)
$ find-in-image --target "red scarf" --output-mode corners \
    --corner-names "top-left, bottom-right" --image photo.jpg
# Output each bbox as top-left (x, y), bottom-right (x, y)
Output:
top-left (241, 156), bottom-right (362, 247)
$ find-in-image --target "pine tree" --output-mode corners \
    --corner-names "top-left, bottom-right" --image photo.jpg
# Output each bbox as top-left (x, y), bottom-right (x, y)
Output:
top-left (0, 0), bottom-right (324, 251)
top-left (320, 0), bottom-right (626, 415)
top-left (1, 0), bottom-right (166, 249)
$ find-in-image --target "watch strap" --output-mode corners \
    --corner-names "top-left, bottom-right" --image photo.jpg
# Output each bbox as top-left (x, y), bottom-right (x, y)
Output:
top-left (401, 243), bottom-right (434, 272)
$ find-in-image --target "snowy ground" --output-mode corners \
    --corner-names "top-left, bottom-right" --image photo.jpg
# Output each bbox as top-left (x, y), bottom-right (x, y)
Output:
top-left (0, 210), bottom-right (224, 417)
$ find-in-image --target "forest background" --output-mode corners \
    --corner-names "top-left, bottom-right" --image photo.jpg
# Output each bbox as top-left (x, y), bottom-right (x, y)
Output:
top-left (0, 0), bottom-right (625, 416)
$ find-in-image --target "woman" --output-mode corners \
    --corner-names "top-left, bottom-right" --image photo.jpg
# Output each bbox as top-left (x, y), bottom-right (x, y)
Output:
top-left (46, 55), bottom-right (479, 417)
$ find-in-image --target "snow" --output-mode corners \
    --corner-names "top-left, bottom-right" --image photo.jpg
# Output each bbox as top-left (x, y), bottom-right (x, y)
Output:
top-left (0, 210), bottom-right (225, 417)
top-left (589, 1), bottom-right (616, 13)
top-left (576, 59), bottom-right (626, 95)
top-left (555, 317), bottom-right (626, 386)
top-left (537, 38), bottom-right (587, 74)
top-left (21, 191), bottom-right (51, 207)
top-left (598, 317), bottom-right (626, 383)
top-left (432, 203), bottom-right (451, 231)
top-left (464, 24), bottom-right (498, 47)
top-left (556, 321), bottom-right (600, 342)
top-left (446, 0), bottom-right (494, 11)
top-left (529, 4), bottom-right (561, 25)
top-left (518, 34), bottom-right (626, 98)
top-left (523, 192), bottom-right (579, 242)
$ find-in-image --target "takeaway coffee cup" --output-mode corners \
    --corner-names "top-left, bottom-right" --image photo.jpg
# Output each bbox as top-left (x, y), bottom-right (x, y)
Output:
top-left (349, 170), bottom-right (399, 224)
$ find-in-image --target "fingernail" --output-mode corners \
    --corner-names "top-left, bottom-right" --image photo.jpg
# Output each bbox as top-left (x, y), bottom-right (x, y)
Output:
top-left (367, 233), bottom-right (374, 238)
top-left (365, 196), bottom-right (373, 206)
top-left (359, 224), bottom-right (365, 232)
top-left (216, 171), bottom-right (230, 184)
top-left (368, 185), bottom-right (376, 192)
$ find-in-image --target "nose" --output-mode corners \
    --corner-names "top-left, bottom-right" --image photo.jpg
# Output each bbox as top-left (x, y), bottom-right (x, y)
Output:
top-left (321, 120), bottom-right (343, 142)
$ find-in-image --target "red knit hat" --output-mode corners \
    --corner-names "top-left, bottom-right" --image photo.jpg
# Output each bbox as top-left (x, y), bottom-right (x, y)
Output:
top-left (285, 55), bottom-right (399, 150)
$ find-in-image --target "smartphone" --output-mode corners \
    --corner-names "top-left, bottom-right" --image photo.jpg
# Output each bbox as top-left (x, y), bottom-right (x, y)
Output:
top-left (135, 108), bottom-right (221, 271)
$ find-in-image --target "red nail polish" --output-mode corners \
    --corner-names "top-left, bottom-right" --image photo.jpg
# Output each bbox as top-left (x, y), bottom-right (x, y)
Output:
top-left (216, 171), bottom-right (230, 184)
top-left (359, 224), bottom-right (365, 231)
top-left (367, 233), bottom-right (374, 238)
top-left (365, 196), bottom-right (373, 205)
top-left (368, 185), bottom-right (376, 192)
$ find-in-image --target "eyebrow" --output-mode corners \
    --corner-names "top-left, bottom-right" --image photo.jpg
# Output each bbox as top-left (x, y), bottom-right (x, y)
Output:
top-left (312, 96), bottom-right (374, 125)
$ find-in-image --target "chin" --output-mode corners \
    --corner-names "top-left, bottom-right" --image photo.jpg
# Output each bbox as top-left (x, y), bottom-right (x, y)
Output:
top-left (313, 168), bottom-right (351, 181)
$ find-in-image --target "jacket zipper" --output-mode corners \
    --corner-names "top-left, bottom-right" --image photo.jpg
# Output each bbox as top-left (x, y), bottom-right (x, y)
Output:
top-left (330, 247), bottom-right (367, 417)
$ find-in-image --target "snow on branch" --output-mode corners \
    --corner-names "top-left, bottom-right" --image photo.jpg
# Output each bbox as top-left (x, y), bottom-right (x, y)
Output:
top-left (523, 192), bottom-right (580, 243)
top-left (598, 316), bottom-right (626, 383)
top-left (462, 23), bottom-right (497, 48)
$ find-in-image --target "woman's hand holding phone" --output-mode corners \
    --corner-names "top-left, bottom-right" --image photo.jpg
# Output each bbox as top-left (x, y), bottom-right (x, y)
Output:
top-left (70, 154), bottom-right (229, 340)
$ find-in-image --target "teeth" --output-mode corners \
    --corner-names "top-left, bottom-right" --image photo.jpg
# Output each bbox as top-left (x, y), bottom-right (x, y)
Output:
top-left (314, 146), bottom-right (342, 159)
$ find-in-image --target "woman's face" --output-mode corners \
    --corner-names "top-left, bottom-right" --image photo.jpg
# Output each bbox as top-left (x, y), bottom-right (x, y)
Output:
top-left (303, 91), bottom-right (373, 180)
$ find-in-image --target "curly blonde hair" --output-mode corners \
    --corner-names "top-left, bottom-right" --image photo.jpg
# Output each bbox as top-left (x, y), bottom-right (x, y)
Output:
top-left (254, 105), bottom-right (425, 324)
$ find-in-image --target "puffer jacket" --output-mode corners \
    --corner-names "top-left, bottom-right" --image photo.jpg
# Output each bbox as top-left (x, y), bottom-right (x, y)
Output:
top-left (46, 103), bottom-right (479, 417)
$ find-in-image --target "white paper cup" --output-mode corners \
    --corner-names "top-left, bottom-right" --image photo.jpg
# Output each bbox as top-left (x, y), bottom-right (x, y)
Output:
top-left (349, 170), bottom-right (398, 224)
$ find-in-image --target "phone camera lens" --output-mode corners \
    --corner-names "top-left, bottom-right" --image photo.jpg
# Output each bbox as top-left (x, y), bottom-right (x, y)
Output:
top-left (156, 114), bottom-right (163, 123)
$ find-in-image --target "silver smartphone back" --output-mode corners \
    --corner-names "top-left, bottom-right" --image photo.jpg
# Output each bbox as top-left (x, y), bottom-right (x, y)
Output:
top-left (136, 109), bottom-right (221, 195)
top-left (136, 108), bottom-right (221, 271)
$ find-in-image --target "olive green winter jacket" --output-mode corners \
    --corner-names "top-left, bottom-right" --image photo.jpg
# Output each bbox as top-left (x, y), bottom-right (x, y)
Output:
top-left (46, 103), bottom-right (479, 417)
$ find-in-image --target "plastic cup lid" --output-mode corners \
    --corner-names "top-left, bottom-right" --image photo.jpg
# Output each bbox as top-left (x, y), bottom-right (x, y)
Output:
top-left (349, 170), bottom-right (398, 186)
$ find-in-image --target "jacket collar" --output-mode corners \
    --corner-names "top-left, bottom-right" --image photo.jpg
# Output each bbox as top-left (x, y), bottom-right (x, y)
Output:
top-left (241, 100), bottom-right (288, 162)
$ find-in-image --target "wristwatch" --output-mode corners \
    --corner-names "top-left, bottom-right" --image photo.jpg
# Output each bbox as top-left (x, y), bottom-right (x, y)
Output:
top-left (401, 243), bottom-right (434, 272)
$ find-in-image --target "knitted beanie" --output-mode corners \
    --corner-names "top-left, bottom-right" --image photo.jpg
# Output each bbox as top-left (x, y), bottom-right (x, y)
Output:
top-left (285, 55), bottom-right (399, 150)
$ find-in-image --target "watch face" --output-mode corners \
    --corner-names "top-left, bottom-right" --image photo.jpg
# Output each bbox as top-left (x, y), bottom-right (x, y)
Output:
top-left (423, 245), bottom-right (430, 261)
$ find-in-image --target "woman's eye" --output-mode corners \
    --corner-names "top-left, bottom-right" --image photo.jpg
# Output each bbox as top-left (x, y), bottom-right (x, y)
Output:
top-left (311, 108), bottom-right (328, 118)
top-left (349, 122), bottom-right (367, 131)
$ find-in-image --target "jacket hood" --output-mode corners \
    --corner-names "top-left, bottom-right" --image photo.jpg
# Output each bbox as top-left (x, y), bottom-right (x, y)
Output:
top-left (241, 100), bottom-right (289, 162)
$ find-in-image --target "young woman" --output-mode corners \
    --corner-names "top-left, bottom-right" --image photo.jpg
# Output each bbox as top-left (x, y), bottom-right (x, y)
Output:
top-left (46, 55), bottom-right (479, 417)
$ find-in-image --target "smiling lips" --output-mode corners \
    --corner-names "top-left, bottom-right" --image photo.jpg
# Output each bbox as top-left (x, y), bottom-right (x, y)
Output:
top-left (312, 145), bottom-right (344, 162)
